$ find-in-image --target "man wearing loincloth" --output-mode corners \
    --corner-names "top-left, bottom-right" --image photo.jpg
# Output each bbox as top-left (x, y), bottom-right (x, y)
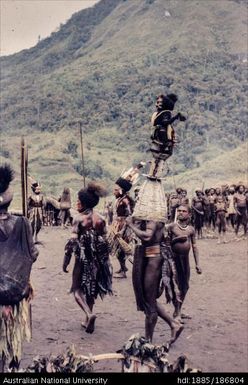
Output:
top-left (126, 216), bottom-right (183, 345)
top-left (28, 181), bottom-right (45, 243)
top-left (111, 177), bottom-right (134, 278)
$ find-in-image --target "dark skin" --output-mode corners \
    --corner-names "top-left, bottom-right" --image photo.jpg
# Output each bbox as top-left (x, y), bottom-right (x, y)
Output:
top-left (63, 199), bottom-right (97, 333)
top-left (215, 197), bottom-right (227, 240)
top-left (156, 96), bottom-right (186, 124)
top-left (113, 184), bottom-right (131, 276)
top-left (165, 206), bottom-right (202, 321)
top-left (28, 185), bottom-right (44, 243)
top-left (192, 192), bottom-right (204, 239)
top-left (150, 95), bottom-right (186, 171)
top-left (234, 186), bottom-right (248, 237)
top-left (181, 190), bottom-right (189, 206)
top-left (126, 217), bottom-right (183, 344)
top-left (226, 188), bottom-right (236, 229)
top-left (113, 185), bottom-right (132, 215)
top-left (0, 204), bottom-right (37, 371)
top-left (208, 189), bottom-right (216, 230)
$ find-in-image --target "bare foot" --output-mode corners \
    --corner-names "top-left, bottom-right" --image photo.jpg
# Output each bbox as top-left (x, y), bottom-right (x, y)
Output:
top-left (174, 316), bottom-right (184, 324)
top-left (113, 272), bottom-right (127, 279)
top-left (181, 313), bottom-right (192, 320)
top-left (173, 309), bottom-right (179, 318)
top-left (170, 322), bottom-right (184, 345)
top-left (81, 319), bottom-right (88, 329)
top-left (85, 314), bottom-right (97, 334)
top-left (173, 308), bottom-right (182, 319)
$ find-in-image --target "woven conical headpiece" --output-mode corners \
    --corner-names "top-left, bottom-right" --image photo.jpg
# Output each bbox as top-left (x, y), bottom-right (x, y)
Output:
top-left (132, 178), bottom-right (167, 223)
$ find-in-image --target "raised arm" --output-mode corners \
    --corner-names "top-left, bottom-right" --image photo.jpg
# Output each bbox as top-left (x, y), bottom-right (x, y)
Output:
top-left (161, 111), bottom-right (186, 125)
top-left (126, 217), bottom-right (157, 242)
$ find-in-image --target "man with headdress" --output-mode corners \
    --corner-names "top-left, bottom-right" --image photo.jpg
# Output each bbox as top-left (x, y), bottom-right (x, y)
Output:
top-left (62, 182), bottom-right (112, 334)
top-left (28, 181), bottom-right (45, 242)
top-left (126, 214), bottom-right (184, 345)
top-left (234, 182), bottom-right (248, 239)
top-left (111, 176), bottom-right (135, 278)
top-left (0, 164), bottom-right (38, 371)
top-left (125, 166), bottom-right (188, 344)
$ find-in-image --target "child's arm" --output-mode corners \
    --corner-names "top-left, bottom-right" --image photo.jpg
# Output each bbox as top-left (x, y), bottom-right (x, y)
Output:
top-left (162, 111), bottom-right (186, 125)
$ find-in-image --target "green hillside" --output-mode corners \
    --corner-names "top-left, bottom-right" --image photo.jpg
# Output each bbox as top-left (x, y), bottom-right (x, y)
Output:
top-left (164, 142), bottom-right (248, 194)
top-left (0, 0), bottom-right (247, 207)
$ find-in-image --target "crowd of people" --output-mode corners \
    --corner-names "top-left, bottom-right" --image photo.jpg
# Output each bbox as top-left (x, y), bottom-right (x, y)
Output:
top-left (166, 184), bottom-right (248, 243)
top-left (0, 93), bottom-right (247, 372)
top-left (25, 180), bottom-right (248, 246)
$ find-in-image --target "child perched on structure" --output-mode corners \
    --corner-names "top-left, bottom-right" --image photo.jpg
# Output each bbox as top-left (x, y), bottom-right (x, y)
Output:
top-left (150, 94), bottom-right (186, 159)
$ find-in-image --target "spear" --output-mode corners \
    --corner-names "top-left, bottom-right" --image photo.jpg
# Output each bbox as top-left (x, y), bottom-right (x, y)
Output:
top-left (172, 173), bottom-right (178, 222)
top-left (21, 137), bottom-right (28, 217)
top-left (79, 121), bottom-right (86, 188)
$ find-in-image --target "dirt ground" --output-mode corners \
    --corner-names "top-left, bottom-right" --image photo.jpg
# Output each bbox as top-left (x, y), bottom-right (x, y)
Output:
top-left (21, 226), bottom-right (247, 373)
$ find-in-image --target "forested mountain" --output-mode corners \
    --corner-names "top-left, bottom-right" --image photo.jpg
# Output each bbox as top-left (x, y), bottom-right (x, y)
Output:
top-left (0, 0), bottom-right (247, 202)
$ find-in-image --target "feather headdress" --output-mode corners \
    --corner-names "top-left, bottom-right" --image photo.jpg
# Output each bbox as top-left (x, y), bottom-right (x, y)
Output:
top-left (87, 181), bottom-right (108, 198)
top-left (0, 164), bottom-right (14, 194)
top-left (0, 164), bottom-right (14, 206)
top-left (116, 162), bottom-right (146, 192)
top-left (78, 181), bottom-right (107, 209)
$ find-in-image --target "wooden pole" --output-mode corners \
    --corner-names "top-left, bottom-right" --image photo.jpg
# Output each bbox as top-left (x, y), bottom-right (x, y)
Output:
top-left (173, 174), bottom-right (176, 190)
top-left (79, 122), bottom-right (86, 188)
top-left (21, 137), bottom-right (28, 217)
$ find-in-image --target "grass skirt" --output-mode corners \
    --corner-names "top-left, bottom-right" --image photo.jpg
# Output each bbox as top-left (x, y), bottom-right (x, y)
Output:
top-left (0, 299), bottom-right (31, 368)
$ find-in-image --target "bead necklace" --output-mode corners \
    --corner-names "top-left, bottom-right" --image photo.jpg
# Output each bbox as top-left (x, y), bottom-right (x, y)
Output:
top-left (177, 221), bottom-right (189, 231)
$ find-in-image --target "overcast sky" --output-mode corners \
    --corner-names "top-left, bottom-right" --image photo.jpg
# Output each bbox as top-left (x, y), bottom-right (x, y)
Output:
top-left (0, 0), bottom-right (100, 56)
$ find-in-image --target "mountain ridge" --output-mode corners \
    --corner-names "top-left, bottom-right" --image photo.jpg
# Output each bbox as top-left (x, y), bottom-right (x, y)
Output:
top-left (0, 0), bottom-right (247, 200)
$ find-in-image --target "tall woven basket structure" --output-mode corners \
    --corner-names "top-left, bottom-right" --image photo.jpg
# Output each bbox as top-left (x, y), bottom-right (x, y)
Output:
top-left (131, 130), bottom-right (172, 222)
top-left (132, 177), bottom-right (167, 223)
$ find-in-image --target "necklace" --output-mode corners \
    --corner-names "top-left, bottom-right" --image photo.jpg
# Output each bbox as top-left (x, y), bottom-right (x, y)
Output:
top-left (0, 213), bottom-right (9, 220)
top-left (177, 222), bottom-right (189, 230)
top-left (79, 208), bottom-right (92, 215)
